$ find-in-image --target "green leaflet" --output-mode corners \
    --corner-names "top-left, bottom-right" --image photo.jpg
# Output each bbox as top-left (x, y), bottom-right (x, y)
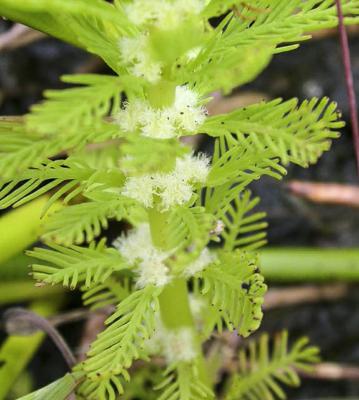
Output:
top-left (225, 331), bottom-right (320, 400)
top-left (42, 196), bottom-right (140, 245)
top-left (191, 0), bottom-right (359, 94)
top-left (221, 191), bottom-right (268, 251)
top-left (207, 134), bottom-right (287, 187)
top-left (0, 157), bottom-right (125, 212)
top-left (156, 362), bottom-right (214, 400)
top-left (0, 0), bottom-right (136, 61)
top-left (204, 98), bottom-right (343, 166)
top-left (82, 277), bottom-right (132, 310)
top-left (28, 240), bottom-right (128, 288)
top-left (197, 251), bottom-right (267, 337)
top-left (27, 74), bottom-right (124, 134)
top-left (79, 286), bottom-right (160, 399)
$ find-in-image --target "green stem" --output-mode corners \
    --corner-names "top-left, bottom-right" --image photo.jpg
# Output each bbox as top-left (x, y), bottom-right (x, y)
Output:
top-left (260, 248), bottom-right (359, 282)
top-left (147, 80), bottom-right (176, 109)
top-left (148, 207), bottom-right (211, 389)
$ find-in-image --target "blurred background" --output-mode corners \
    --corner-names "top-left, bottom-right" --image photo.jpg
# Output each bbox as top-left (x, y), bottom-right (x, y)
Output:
top-left (0, 19), bottom-right (358, 400)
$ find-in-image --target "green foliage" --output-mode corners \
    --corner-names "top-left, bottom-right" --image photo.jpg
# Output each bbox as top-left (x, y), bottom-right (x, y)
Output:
top-left (28, 240), bottom-right (127, 288)
top-left (204, 97), bottom-right (343, 166)
top-left (225, 331), bottom-right (320, 400)
top-left (82, 277), bottom-right (132, 310)
top-left (0, 157), bottom-right (125, 211)
top-left (0, 1), bottom-right (355, 399)
top-left (220, 191), bottom-right (267, 251)
top-left (197, 251), bottom-right (266, 337)
top-left (156, 363), bottom-right (214, 400)
top-left (79, 286), bottom-right (160, 399)
top-left (42, 196), bottom-right (139, 245)
top-left (27, 74), bottom-right (123, 134)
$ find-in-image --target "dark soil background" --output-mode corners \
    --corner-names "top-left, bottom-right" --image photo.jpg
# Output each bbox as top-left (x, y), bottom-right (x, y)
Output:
top-left (0, 20), bottom-right (359, 399)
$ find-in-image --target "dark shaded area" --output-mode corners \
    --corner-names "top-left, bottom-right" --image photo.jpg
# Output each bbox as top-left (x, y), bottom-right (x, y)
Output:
top-left (0, 22), bottom-right (358, 398)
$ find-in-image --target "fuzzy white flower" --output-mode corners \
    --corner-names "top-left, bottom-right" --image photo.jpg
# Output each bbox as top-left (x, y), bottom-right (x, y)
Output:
top-left (156, 173), bottom-right (194, 211)
top-left (140, 108), bottom-right (177, 139)
top-left (116, 100), bottom-right (147, 133)
top-left (132, 59), bottom-right (163, 84)
top-left (113, 223), bottom-right (153, 264)
top-left (122, 175), bottom-right (155, 208)
top-left (123, 1), bottom-right (158, 27)
top-left (121, 154), bottom-right (211, 210)
top-left (174, 86), bottom-right (207, 132)
top-left (175, 153), bottom-right (210, 183)
top-left (189, 294), bottom-right (206, 316)
top-left (174, 85), bottom-right (200, 110)
top-left (119, 35), bottom-right (163, 84)
top-left (114, 224), bottom-right (171, 288)
top-left (115, 85), bottom-right (207, 139)
top-left (137, 257), bottom-right (170, 288)
top-left (124, 0), bottom-right (206, 29)
top-left (184, 248), bottom-right (217, 277)
top-left (118, 35), bottom-right (147, 64)
top-left (164, 328), bottom-right (197, 363)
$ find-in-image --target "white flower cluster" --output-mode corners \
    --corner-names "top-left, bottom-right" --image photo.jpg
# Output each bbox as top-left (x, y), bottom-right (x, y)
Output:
top-left (163, 328), bottom-right (197, 363)
top-left (121, 153), bottom-right (210, 210)
top-left (145, 324), bottom-right (197, 363)
top-left (113, 224), bottom-right (171, 288)
top-left (116, 85), bottom-right (207, 138)
top-left (184, 247), bottom-right (217, 277)
top-left (124, 0), bottom-right (206, 30)
top-left (119, 35), bottom-right (162, 83)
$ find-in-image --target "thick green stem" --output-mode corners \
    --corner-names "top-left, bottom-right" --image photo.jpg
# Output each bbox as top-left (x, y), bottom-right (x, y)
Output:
top-left (148, 207), bottom-right (211, 389)
top-left (147, 80), bottom-right (176, 109)
top-left (260, 248), bottom-right (359, 282)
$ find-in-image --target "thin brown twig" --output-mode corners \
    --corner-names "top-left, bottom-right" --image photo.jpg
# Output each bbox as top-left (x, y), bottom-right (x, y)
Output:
top-left (335, 0), bottom-right (359, 175)
top-left (301, 362), bottom-right (359, 381)
top-left (3, 308), bottom-right (76, 369)
top-left (264, 284), bottom-right (349, 310)
top-left (0, 24), bottom-right (45, 51)
top-left (287, 181), bottom-right (359, 208)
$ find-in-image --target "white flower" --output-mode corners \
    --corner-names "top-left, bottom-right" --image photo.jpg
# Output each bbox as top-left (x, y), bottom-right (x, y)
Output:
top-left (114, 224), bottom-right (171, 288)
top-left (189, 294), bottom-right (206, 316)
top-left (121, 175), bottom-right (155, 208)
top-left (118, 35), bottom-right (147, 64)
top-left (174, 85), bottom-right (200, 110)
top-left (113, 223), bottom-right (153, 264)
top-left (174, 85), bottom-right (207, 133)
top-left (116, 100), bottom-right (147, 133)
top-left (175, 153), bottom-right (210, 183)
top-left (132, 59), bottom-right (163, 83)
top-left (124, 0), bottom-right (206, 29)
top-left (121, 154), bottom-right (211, 210)
top-left (115, 85), bottom-right (207, 139)
top-left (164, 328), bottom-right (197, 363)
top-left (184, 248), bottom-right (217, 277)
top-left (137, 257), bottom-right (170, 288)
top-left (157, 173), bottom-right (194, 211)
top-left (119, 34), bottom-right (163, 84)
top-left (124, 1), bottom-right (158, 27)
top-left (140, 108), bottom-right (177, 139)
